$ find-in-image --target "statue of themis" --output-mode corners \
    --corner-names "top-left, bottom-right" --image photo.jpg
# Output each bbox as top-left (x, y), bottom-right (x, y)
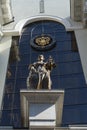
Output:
top-left (26, 55), bottom-right (56, 89)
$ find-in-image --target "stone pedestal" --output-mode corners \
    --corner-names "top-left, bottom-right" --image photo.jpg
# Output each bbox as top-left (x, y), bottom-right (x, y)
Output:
top-left (20, 90), bottom-right (64, 129)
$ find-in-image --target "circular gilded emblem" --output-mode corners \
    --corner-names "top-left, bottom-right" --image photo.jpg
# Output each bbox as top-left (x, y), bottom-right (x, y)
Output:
top-left (30, 35), bottom-right (56, 51)
top-left (35, 36), bottom-right (51, 46)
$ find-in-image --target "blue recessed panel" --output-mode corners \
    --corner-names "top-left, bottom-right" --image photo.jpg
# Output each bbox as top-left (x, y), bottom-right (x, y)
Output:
top-left (1, 20), bottom-right (87, 127)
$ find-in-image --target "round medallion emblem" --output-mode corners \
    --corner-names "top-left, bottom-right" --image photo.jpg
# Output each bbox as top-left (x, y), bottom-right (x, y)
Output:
top-left (35, 36), bottom-right (51, 46)
top-left (30, 35), bottom-right (56, 51)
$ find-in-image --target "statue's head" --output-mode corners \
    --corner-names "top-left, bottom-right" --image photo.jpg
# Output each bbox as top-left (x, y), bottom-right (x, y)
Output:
top-left (38, 55), bottom-right (45, 61)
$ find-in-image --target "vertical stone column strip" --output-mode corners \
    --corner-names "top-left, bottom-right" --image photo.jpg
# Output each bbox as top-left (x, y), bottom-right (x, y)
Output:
top-left (20, 94), bottom-right (29, 128)
top-left (40, 0), bottom-right (44, 13)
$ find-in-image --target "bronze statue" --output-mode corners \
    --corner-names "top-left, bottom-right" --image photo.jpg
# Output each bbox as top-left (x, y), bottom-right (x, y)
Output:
top-left (27, 55), bottom-right (56, 89)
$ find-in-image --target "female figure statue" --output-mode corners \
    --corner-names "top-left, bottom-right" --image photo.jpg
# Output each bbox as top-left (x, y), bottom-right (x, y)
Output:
top-left (27, 55), bottom-right (56, 89)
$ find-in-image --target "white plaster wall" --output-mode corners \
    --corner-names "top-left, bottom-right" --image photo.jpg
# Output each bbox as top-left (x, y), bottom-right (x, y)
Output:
top-left (11, 0), bottom-right (70, 21)
top-left (5, 0), bottom-right (70, 30)
top-left (45, 0), bottom-right (70, 18)
top-left (75, 29), bottom-right (87, 84)
top-left (11, 0), bottom-right (40, 21)
top-left (0, 36), bottom-right (12, 110)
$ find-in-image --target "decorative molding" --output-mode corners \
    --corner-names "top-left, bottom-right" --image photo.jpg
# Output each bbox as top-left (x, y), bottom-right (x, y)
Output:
top-left (15, 15), bottom-right (71, 34)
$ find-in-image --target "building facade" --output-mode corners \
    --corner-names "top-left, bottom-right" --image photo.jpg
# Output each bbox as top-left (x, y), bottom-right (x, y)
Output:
top-left (0, 0), bottom-right (87, 130)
